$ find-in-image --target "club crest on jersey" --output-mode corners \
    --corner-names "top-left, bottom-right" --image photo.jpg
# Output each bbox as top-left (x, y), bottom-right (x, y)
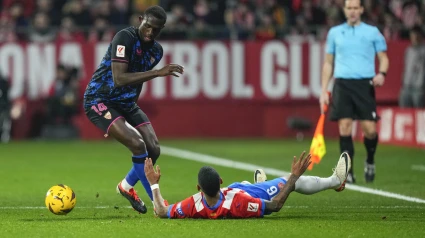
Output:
top-left (104, 111), bottom-right (112, 120)
top-left (116, 45), bottom-right (125, 57)
top-left (247, 202), bottom-right (259, 212)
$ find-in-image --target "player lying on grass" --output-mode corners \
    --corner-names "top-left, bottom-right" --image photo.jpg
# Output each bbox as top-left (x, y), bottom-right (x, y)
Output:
top-left (144, 151), bottom-right (351, 219)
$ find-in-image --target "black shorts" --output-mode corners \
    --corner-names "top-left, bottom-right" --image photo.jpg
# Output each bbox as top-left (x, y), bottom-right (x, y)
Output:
top-left (330, 78), bottom-right (378, 121)
top-left (84, 102), bottom-right (150, 135)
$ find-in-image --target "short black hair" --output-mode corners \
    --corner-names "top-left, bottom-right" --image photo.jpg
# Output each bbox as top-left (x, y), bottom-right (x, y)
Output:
top-left (344, 0), bottom-right (363, 7)
top-left (198, 166), bottom-right (220, 197)
top-left (411, 25), bottom-right (424, 37)
top-left (143, 5), bottom-right (167, 22)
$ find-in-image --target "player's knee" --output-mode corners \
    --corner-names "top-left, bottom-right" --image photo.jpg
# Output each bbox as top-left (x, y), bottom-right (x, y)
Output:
top-left (338, 123), bottom-right (352, 136)
top-left (363, 129), bottom-right (377, 139)
top-left (150, 142), bottom-right (161, 163)
top-left (128, 137), bottom-right (146, 155)
top-left (361, 122), bottom-right (377, 139)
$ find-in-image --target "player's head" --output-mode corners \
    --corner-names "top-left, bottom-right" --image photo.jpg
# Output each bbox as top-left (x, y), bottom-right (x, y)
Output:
top-left (197, 166), bottom-right (223, 197)
top-left (410, 25), bottom-right (424, 45)
top-left (344, 0), bottom-right (364, 25)
top-left (138, 5), bottom-right (167, 42)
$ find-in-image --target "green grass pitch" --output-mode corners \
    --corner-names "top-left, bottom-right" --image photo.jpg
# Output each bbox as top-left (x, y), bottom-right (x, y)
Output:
top-left (0, 139), bottom-right (424, 238)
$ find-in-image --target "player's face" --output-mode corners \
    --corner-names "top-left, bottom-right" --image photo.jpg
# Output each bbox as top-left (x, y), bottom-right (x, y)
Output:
top-left (139, 16), bottom-right (165, 42)
top-left (344, 0), bottom-right (363, 25)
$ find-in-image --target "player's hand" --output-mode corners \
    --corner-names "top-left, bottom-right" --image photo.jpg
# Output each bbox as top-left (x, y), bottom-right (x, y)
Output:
top-left (290, 151), bottom-right (312, 177)
top-left (372, 73), bottom-right (385, 87)
top-left (157, 64), bottom-right (184, 77)
top-left (319, 91), bottom-right (329, 114)
top-left (144, 158), bottom-right (161, 185)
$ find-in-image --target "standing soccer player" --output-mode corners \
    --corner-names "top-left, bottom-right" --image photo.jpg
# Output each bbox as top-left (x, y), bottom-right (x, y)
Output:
top-left (83, 6), bottom-right (184, 213)
top-left (319, 0), bottom-right (389, 183)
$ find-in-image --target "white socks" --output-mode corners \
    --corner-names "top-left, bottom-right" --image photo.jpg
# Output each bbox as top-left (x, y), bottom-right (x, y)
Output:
top-left (121, 178), bottom-right (133, 192)
top-left (294, 175), bottom-right (340, 195)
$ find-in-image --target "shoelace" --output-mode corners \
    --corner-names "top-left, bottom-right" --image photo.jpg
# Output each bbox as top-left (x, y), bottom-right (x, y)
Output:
top-left (128, 188), bottom-right (140, 201)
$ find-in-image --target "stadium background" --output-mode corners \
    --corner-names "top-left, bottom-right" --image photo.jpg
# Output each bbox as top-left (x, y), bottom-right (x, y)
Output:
top-left (0, 0), bottom-right (424, 147)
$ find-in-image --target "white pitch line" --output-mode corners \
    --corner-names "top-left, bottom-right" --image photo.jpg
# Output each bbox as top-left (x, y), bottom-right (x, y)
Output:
top-left (1, 206), bottom-right (425, 210)
top-left (161, 146), bottom-right (425, 204)
top-left (0, 206), bottom-right (132, 210)
top-left (412, 165), bottom-right (425, 172)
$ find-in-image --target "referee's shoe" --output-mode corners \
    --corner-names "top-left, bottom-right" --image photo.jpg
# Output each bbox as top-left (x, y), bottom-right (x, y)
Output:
top-left (364, 162), bottom-right (376, 183)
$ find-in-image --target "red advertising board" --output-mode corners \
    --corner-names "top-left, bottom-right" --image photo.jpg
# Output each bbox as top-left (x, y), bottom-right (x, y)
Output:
top-left (0, 40), bottom-right (408, 102)
top-left (1, 40), bottom-right (421, 148)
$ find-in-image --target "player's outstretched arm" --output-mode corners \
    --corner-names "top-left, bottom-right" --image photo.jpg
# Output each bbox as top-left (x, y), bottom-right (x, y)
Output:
top-left (264, 152), bottom-right (311, 213)
top-left (144, 158), bottom-right (170, 218)
top-left (111, 62), bottom-right (184, 87)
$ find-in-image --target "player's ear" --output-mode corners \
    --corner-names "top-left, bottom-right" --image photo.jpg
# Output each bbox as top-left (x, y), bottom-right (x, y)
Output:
top-left (197, 185), bottom-right (201, 191)
top-left (139, 15), bottom-right (143, 23)
top-left (219, 178), bottom-right (223, 185)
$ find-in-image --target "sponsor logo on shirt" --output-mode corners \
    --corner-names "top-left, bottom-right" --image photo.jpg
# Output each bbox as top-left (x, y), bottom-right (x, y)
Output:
top-left (247, 202), bottom-right (259, 212)
top-left (176, 202), bottom-right (185, 216)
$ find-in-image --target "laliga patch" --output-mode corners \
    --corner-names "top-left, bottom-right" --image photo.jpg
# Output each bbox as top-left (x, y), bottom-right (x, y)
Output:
top-left (116, 45), bottom-right (125, 57)
top-left (247, 202), bottom-right (259, 212)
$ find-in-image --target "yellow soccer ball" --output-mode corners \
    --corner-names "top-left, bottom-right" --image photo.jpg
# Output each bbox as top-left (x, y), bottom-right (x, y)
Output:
top-left (45, 184), bottom-right (76, 215)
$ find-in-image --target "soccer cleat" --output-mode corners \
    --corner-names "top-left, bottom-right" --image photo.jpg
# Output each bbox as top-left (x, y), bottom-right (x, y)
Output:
top-left (332, 152), bottom-right (351, 192)
top-left (364, 162), bottom-right (375, 183)
top-left (116, 182), bottom-right (147, 214)
top-left (254, 169), bottom-right (267, 183)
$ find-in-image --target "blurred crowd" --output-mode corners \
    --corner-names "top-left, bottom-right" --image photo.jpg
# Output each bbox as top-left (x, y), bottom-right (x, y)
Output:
top-left (0, 0), bottom-right (425, 42)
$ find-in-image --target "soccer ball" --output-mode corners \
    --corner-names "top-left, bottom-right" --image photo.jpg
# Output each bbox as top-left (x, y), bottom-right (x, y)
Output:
top-left (45, 184), bottom-right (76, 215)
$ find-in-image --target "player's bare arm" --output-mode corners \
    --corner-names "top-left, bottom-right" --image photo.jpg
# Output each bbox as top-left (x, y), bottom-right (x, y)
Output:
top-left (111, 62), bottom-right (184, 87)
top-left (144, 158), bottom-right (169, 218)
top-left (264, 152), bottom-right (312, 213)
top-left (320, 54), bottom-right (334, 113)
top-left (373, 51), bottom-right (389, 87)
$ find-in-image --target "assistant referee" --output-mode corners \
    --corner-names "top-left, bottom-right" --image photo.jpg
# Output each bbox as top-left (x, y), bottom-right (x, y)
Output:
top-left (320, 0), bottom-right (389, 183)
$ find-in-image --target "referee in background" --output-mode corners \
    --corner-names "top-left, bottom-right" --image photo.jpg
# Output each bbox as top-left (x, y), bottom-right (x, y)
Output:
top-left (320, 0), bottom-right (389, 183)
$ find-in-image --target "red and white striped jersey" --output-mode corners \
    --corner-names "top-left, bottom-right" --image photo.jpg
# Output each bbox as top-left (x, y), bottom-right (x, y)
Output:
top-left (167, 188), bottom-right (265, 219)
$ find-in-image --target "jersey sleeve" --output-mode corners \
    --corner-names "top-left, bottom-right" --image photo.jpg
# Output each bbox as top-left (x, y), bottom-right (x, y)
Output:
top-left (325, 28), bottom-right (336, 55)
top-left (231, 193), bottom-right (266, 218)
top-left (373, 27), bottom-right (387, 53)
top-left (167, 196), bottom-right (194, 219)
top-left (111, 30), bottom-right (133, 63)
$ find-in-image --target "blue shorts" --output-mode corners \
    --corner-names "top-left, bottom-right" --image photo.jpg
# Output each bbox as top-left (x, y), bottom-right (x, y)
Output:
top-left (227, 177), bottom-right (287, 201)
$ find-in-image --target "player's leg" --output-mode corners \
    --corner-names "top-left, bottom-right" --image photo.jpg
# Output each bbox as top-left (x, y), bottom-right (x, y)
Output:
top-left (293, 152), bottom-right (350, 194)
top-left (106, 120), bottom-right (152, 213)
top-left (124, 105), bottom-right (161, 164)
top-left (84, 104), bottom-right (148, 213)
top-left (241, 152), bottom-right (350, 197)
top-left (120, 105), bottom-right (160, 203)
top-left (353, 79), bottom-right (379, 183)
top-left (135, 124), bottom-right (160, 164)
top-left (330, 79), bottom-right (356, 183)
